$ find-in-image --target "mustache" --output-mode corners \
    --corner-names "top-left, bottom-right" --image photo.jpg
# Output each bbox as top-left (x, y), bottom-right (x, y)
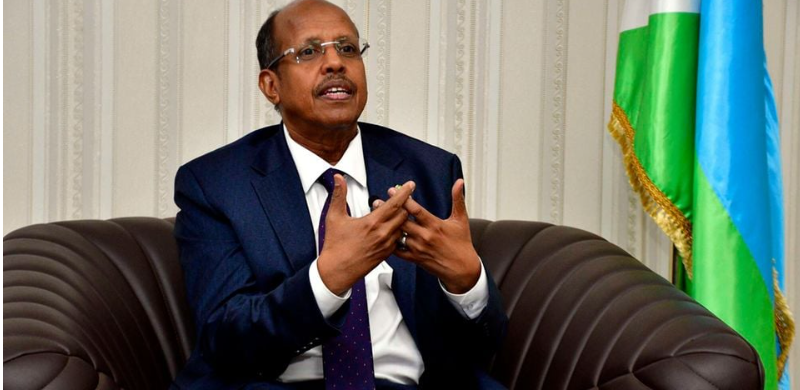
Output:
top-left (314, 75), bottom-right (356, 95)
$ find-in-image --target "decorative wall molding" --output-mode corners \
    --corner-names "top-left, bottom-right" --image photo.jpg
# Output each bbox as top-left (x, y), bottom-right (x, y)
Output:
top-left (465, 0), bottom-right (477, 209)
top-left (601, 0), bottom-right (621, 243)
top-left (372, 0), bottom-right (390, 126)
top-left (99, 0), bottom-right (114, 219)
top-left (157, 0), bottom-right (170, 217)
top-left (251, 1), bottom-right (262, 129)
top-left (56, 0), bottom-right (68, 222)
top-left (223, 0), bottom-right (239, 144)
top-left (156, 0), bottom-right (180, 218)
top-left (627, 190), bottom-right (642, 259)
top-left (32, 0), bottom-right (47, 224)
top-left (481, 0), bottom-right (502, 220)
top-left (69, 0), bottom-right (85, 220)
top-left (453, 0), bottom-right (467, 158)
top-left (549, 0), bottom-right (568, 225)
top-left (537, 0), bottom-right (571, 226)
top-left (424, 0), bottom-right (439, 147)
top-left (89, 0), bottom-right (100, 219)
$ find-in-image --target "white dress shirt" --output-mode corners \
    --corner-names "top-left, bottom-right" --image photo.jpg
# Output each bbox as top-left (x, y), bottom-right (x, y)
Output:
top-left (277, 126), bottom-right (489, 384)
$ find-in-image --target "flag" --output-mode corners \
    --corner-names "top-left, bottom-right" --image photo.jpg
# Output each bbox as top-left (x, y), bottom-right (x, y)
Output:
top-left (608, 1), bottom-right (794, 389)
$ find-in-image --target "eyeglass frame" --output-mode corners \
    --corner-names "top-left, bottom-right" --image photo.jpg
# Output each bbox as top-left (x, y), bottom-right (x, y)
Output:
top-left (266, 38), bottom-right (370, 70)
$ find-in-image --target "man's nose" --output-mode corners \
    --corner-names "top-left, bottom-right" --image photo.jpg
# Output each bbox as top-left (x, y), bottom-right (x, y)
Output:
top-left (321, 48), bottom-right (345, 73)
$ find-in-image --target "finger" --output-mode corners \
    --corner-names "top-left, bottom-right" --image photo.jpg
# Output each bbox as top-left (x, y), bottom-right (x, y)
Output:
top-left (392, 247), bottom-right (415, 262)
top-left (328, 174), bottom-right (349, 217)
top-left (391, 227), bottom-right (404, 242)
top-left (450, 179), bottom-right (468, 219)
top-left (401, 195), bottom-right (436, 225)
top-left (393, 236), bottom-right (425, 265)
top-left (399, 218), bottom-right (426, 237)
top-left (373, 181), bottom-right (415, 220)
top-left (389, 229), bottom-right (406, 251)
top-left (371, 198), bottom-right (386, 210)
top-left (392, 233), bottom-right (417, 259)
top-left (382, 201), bottom-right (411, 231)
top-left (387, 185), bottom-right (404, 198)
top-left (369, 195), bottom-right (383, 211)
top-left (401, 235), bottom-right (419, 254)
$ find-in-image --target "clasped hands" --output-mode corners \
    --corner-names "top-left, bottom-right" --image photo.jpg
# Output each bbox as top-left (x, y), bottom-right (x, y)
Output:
top-left (316, 174), bottom-right (481, 296)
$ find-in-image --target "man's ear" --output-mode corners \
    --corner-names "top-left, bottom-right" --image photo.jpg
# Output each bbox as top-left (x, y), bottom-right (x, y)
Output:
top-left (259, 69), bottom-right (281, 107)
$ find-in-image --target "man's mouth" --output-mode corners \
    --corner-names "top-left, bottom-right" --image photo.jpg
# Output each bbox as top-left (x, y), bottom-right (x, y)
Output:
top-left (320, 87), bottom-right (352, 99)
top-left (316, 79), bottom-right (355, 101)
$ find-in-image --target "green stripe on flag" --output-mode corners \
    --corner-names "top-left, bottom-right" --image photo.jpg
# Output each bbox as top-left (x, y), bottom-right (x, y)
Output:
top-left (693, 163), bottom-right (777, 389)
top-left (633, 13), bottom-right (697, 214)
top-left (614, 26), bottom-right (648, 123)
top-left (611, 12), bottom-right (698, 271)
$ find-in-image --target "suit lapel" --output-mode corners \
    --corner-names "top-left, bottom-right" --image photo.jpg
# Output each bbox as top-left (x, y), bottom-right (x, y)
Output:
top-left (251, 127), bottom-right (317, 272)
top-left (361, 124), bottom-right (419, 342)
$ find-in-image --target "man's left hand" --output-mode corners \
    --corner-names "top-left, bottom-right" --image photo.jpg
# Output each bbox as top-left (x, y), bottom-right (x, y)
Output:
top-left (385, 179), bottom-right (481, 294)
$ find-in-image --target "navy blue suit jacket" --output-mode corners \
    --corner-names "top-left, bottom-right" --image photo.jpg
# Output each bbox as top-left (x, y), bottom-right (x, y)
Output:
top-left (172, 123), bottom-right (507, 389)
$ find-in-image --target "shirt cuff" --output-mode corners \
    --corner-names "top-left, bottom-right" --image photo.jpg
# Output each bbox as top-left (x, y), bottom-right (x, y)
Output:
top-left (439, 260), bottom-right (490, 320)
top-left (309, 258), bottom-right (351, 319)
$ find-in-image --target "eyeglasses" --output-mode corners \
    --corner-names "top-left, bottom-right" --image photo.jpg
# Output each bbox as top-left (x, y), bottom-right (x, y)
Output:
top-left (266, 38), bottom-right (370, 70)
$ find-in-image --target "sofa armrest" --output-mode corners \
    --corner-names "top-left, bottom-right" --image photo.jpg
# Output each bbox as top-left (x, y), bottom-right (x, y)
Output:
top-left (4, 218), bottom-right (192, 390)
top-left (470, 220), bottom-right (764, 390)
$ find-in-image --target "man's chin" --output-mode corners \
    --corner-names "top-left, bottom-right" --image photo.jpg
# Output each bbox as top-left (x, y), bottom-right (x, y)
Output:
top-left (315, 109), bottom-right (364, 129)
top-left (321, 117), bottom-right (360, 131)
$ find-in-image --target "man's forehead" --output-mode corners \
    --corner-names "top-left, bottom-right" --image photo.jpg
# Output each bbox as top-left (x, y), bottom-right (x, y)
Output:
top-left (276, 2), bottom-right (358, 46)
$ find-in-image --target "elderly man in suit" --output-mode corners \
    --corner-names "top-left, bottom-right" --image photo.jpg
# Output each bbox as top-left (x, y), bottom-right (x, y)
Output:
top-left (172, 0), bottom-right (507, 388)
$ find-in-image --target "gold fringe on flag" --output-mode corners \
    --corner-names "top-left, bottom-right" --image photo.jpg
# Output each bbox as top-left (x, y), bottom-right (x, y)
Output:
top-left (608, 102), bottom-right (694, 278)
top-left (774, 267), bottom-right (795, 378)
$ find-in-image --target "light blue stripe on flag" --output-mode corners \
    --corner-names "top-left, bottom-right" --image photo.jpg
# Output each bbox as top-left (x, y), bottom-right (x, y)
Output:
top-left (695, 0), bottom-right (774, 297)
top-left (695, 0), bottom-right (788, 387)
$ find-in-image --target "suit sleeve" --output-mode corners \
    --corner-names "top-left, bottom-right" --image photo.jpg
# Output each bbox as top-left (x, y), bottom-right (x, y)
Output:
top-left (444, 155), bottom-right (508, 368)
top-left (174, 165), bottom-right (347, 379)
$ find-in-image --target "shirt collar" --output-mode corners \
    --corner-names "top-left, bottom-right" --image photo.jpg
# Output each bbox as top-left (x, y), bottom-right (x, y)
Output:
top-left (283, 124), bottom-right (368, 194)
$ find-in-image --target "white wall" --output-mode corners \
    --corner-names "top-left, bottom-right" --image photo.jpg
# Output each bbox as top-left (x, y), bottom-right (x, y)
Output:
top-left (4, 0), bottom-right (800, 381)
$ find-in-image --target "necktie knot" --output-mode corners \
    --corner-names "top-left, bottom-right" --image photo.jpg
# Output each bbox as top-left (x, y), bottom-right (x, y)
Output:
top-left (318, 168), bottom-right (345, 194)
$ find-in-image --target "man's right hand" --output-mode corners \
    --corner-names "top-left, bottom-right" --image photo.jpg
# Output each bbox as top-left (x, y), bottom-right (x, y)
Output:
top-left (316, 174), bottom-right (415, 295)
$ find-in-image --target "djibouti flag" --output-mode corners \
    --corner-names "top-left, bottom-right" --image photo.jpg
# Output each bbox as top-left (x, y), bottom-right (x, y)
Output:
top-left (608, 1), bottom-right (794, 389)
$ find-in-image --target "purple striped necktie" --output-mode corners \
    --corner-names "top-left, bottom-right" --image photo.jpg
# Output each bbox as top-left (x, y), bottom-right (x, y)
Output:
top-left (317, 168), bottom-right (376, 390)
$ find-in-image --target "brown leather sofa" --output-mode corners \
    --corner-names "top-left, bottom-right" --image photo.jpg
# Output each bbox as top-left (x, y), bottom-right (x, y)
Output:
top-left (4, 217), bottom-right (763, 389)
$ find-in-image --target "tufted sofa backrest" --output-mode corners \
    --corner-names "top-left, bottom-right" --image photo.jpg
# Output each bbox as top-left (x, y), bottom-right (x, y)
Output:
top-left (4, 218), bottom-right (763, 389)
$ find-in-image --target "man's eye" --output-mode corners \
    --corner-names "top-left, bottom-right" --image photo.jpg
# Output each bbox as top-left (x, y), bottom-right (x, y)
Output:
top-left (339, 43), bottom-right (357, 54)
top-left (298, 47), bottom-right (317, 59)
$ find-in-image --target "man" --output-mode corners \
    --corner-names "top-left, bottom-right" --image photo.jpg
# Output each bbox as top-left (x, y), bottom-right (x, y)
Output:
top-left (172, 0), bottom-right (507, 388)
